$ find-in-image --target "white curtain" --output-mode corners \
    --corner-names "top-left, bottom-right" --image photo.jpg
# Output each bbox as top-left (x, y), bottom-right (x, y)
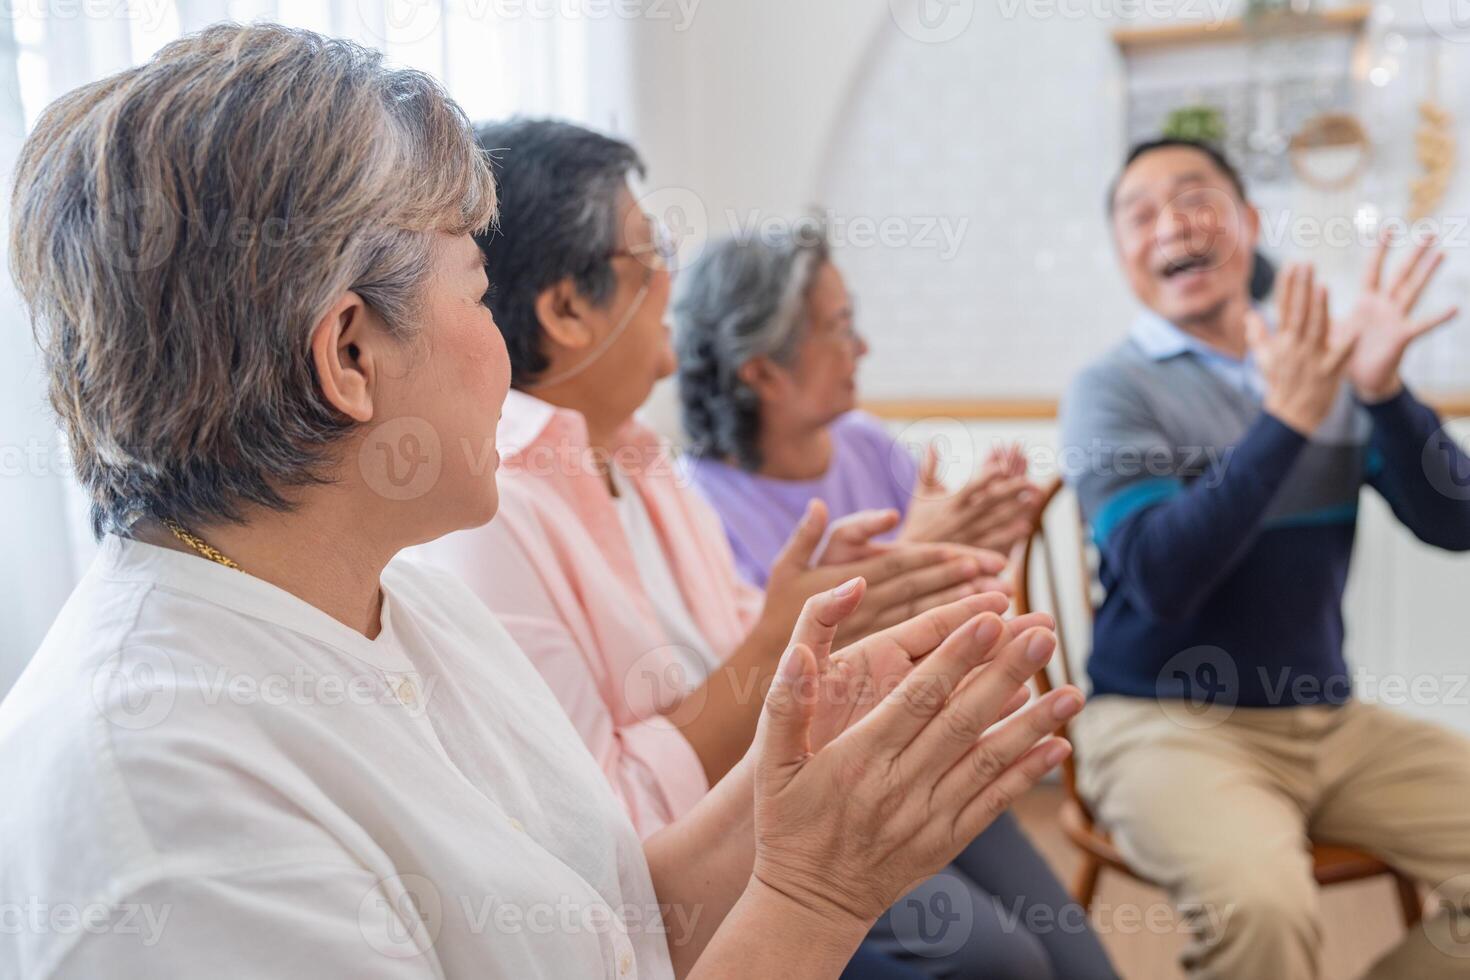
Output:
top-left (0, 0), bottom-right (633, 692)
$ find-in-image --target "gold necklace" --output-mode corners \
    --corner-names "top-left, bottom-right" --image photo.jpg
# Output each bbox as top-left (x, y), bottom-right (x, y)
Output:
top-left (160, 518), bottom-right (242, 571)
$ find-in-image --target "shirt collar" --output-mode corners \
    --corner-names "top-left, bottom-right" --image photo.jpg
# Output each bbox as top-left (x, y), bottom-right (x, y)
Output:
top-left (1128, 309), bottom-right (1256, 366)
top-left (497, 388), bottom-right (663, 460)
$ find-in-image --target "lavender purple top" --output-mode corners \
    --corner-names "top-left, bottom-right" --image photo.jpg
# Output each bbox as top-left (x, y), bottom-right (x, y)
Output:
top-left (683, 411), bottom-right (919, 587)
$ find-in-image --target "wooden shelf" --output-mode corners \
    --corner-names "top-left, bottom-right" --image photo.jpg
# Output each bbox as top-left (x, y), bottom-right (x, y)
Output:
top-left (1112, 4), bottom-right (1371, 52)
top-left (864, 392), bottom-right (1470, 421)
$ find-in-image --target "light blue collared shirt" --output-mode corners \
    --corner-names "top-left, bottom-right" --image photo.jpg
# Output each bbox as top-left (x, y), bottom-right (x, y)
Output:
top-left (1129, 310), bottom-right (1265, 400)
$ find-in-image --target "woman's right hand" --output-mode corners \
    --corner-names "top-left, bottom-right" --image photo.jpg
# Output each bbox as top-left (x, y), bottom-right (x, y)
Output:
top-left (900, 442), bottom-right (1041, 553)
top-left (749, 604), bottom-right (1080, 933)
top-left (758, 500), bottom-right (1009, 652)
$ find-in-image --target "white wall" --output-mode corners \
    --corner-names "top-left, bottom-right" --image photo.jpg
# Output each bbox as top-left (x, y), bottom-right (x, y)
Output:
top-left (632, 0), bottom-right (1470, 406)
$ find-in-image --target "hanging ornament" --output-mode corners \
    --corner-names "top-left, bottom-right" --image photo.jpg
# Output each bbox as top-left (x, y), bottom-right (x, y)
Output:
top-left (1410, 39), bottom-right (1456, 221)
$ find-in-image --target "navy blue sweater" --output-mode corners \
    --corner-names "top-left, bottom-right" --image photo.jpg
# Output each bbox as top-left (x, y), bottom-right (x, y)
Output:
top-left (1061, 339), bottom-right (1470, 708)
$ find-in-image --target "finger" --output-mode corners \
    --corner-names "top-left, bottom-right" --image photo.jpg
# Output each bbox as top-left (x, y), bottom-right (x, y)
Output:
top-left (1327, 329), bottom-right (1359, 373)
top-left (848, 542), bottom-right (972, 588)
top-left (946, 545), bottom-right (1008, 577)
top-left (1005, 610), bottom-right (1056, 633)
top-left (1412, 305), bottom-right (1460, 340)
top-left (1006, 443), bottom-right (1029, 476)
top-left (826, 508), bottom-right (902, 548)
top-left (957, 474), bottom-right (1034, 512)
top-left (864, 580), bottom-right (988, 634)
top-left (953, 465), bottom-right (1005, 502)
top-left (971, 576), bottom-right (1012, 598)
top-left (977, 519), bottom-right (1035, 556)
top-left (1363, 230), bottom-right (1391, 292)
top-left (1306, 284), bottom-right (1329, 348)
top-left (919, 442), bottom-right (942, 491)
top-left (994, 686), bottom-right (1032, 724)
top-left (952, 737), bottom-right (1073, 845)
top-left (900, 626), bottom-right (1058, 771)
top-left (960, 492), bottom-right (1037, 537)
top-left (753, 643), bottom-right (819, 780)
top-left (771, 499), bottom-right (829, 572)
top-left (932, 686), bottom-right (1082, 815)
top-left (1293, 264), bottom-right (1316, 338)
top-left (864, 556), bottom-right (993, 622)
top-left (1387, 237), bottom-right (1436, 301)
top-left (1278, 264), bottom-right (1303, 337)
top-left (1245, 308), bottom-right (1269, 355)
top-left (840, 591), bottom-right (1011, 666)
top-left (1395, 249), bottom-right (1445, 313)
top-left (789, 577), bottom-right (867, 667)
top-left (849, 612), bottom-right (1012, 756)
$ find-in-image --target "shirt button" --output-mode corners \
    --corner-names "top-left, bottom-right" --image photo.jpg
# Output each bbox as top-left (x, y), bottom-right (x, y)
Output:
top-left (508, 817), bottom-right (525, 833)
top-left (395, 678), bottom-right (418, 708)
top-left (619, 951), bottom-right (632, 974)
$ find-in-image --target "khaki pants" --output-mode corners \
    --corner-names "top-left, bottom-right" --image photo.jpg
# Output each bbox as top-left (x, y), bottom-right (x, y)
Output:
top-left (1075, 696), bottom-right (1470, 980)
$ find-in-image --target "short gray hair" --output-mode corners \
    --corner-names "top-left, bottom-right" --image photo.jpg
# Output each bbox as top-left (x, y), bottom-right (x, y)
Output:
top-left (9, 23), bottom-right (497, 536)
top-left (673, 228), bottom-right (829, 469)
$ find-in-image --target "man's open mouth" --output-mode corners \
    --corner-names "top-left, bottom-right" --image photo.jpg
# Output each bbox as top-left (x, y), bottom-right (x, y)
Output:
top-left (1159, 254), bottom-right (1214, 279)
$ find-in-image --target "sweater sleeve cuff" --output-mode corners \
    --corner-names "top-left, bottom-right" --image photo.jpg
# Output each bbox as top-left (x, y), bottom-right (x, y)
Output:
top-left (1361, 387), bottom-right (1447, 465)
top-left (1362, 385), bottom-right (1435, 430)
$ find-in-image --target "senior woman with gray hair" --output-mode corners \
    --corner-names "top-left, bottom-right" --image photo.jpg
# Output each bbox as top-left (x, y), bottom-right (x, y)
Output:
top-left (675, 233), bottom-right (1119, 979)
top-left (677, 230), bottom-right (1044, 589)
top-left (0, 23), bottom-right (1082, 980)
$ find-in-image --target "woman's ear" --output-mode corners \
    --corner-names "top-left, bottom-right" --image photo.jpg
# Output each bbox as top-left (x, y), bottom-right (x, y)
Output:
top-left (737, 355), bottom-right (784, 402)
top-left (310, 290), bottom-right (378, 423)
top-left (533, 277), bottom-right (595, 353)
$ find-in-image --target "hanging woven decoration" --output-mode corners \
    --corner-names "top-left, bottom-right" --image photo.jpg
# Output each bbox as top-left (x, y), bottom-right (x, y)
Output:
top-left (1410, 42), bottom-right (1456, 221)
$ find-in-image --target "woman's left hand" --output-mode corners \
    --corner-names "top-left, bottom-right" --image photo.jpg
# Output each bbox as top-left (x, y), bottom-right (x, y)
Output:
top-left (779, 581), bottom-right (1054, 751)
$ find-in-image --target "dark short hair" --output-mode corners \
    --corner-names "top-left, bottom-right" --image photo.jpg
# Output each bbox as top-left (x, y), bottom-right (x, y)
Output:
top-left (1107, 137), bottom-right (1246, 215)
top-left (472, 118), bottom-right (645, 386)
top-left (1107, 136), bottom-right (1276, 302)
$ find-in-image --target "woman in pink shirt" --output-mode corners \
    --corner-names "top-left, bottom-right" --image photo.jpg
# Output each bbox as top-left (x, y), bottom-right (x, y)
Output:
top-left (414, 120), bottom-right (1005, 835)
top-left (415, 119), bottom-right (1112, 979)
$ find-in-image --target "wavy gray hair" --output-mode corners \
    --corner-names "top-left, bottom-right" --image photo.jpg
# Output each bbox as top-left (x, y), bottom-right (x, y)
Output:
top-left (673, 228), bottom-right (829, 470)
top-left (9, 23), bottom-right (497, 536)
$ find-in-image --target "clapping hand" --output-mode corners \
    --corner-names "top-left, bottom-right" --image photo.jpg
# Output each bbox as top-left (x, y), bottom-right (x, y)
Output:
top-left (1248, 263), bottom-right (1356, 436)
top-left (1334, 232), bottom-right (1461, 404)
top-left (749, 583), bottom-right (1081, 929)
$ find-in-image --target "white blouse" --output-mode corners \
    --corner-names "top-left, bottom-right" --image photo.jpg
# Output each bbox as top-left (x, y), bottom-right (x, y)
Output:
top-left (0, 536), bottom-right (676, 980)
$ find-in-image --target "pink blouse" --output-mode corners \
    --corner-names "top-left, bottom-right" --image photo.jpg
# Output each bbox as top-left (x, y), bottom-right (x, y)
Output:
top-left (413, 390), bottom-right (762, 837)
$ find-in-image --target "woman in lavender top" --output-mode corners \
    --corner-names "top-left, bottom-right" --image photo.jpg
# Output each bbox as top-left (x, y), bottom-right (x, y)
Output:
top-left (675, 229), bottom-right (1040, 589)
top-left (674, 228), bottom-right (1117, 980)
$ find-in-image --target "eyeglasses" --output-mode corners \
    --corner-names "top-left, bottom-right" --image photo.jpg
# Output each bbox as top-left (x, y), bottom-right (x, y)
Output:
top-left (607, 220), bottom-right (679, 275)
